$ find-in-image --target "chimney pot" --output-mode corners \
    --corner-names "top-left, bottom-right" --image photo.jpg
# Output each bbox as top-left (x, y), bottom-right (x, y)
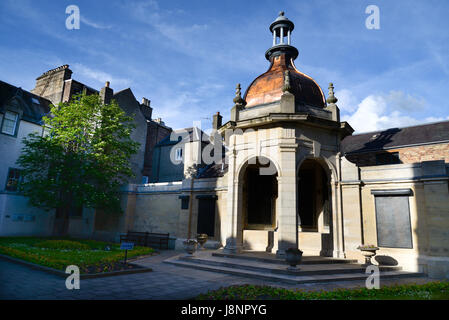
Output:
top-left (141, 97), bottom-right (150, 106)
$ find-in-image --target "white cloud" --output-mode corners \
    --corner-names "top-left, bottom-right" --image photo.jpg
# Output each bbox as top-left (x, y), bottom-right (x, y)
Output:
top-left (385, 90), bottom-right (427, 112)
top-left (336, 88), bottom-right (359, 113)
top-left (72, 63), bottom-right (131, 88)
top-left (80, 16), bottom-right (112, 30)
top-left (152, 81), bottom-right (228, 130)
top-left (342, 92), bottom-right (448, 133)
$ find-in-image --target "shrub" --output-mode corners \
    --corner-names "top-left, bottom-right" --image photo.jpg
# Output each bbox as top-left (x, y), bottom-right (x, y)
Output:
top-left (0, 237), bottom-right (156, 273)
top-left (195, 282), bottom-right (449, 300)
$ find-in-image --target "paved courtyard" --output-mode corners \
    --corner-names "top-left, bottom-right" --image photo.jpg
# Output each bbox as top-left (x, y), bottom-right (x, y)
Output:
top-left (0, 250), bottom-right (435, 300)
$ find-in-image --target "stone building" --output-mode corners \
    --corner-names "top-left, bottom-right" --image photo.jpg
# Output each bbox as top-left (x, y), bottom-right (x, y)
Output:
top-left (142, 105), bottom-right (172, 182)
top-left (122, 12), bottom-right (449, 278)
top-left (30, 65), bottom-right (163, 185)
top-left (30, 65), bottom-right (174, 182)
top-left (0, 66), bottom-right (170, 237)
top-left (1, 12), bottom-right (448, 279)
top-left (0, 81), bottom-right (55, 236)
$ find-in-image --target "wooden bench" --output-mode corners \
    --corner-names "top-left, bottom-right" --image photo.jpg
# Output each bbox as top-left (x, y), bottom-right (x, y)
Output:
top-left (120, 231), bottom-right (169, 250)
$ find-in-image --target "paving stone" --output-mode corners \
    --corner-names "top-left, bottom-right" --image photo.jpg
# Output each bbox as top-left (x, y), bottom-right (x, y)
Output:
top-left (0, 251), bottom-right (436, 300)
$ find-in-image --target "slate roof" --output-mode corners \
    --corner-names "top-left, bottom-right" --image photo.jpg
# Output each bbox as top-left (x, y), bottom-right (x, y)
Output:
top-left (155, 127), bottom-right (206, 147)
top-left (341, 120), bottom-right (449, 155)
top-left (0, 80), bottom-right (52, 124)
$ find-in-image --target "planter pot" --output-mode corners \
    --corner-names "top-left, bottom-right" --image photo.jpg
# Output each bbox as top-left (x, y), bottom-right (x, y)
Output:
top-left (285, 249), bottom-right (303, 270)
top-left (183, 241), bottom-right (198, 256)
top-left (358, 247), bottom-right (379, 266)
top-left (196, 234), bottom-right (208, 250)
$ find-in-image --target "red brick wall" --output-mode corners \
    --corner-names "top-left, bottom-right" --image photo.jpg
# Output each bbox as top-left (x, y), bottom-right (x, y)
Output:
top-left (345, 142), bottom-right (449, 166)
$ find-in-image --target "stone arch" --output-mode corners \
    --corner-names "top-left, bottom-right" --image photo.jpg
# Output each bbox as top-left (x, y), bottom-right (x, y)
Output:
top-left (236, 155), bottom-right (280, 251)
top-left (296, 156), bottom-right (335, 256)
top-left (296, 155), bottom-right (336, 184)
top-left (236, 154), bottom-right (282, 181)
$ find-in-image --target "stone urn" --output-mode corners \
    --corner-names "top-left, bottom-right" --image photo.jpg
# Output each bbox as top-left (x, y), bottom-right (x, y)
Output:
top-left (183, 239), bottom-right (198, 256)
top-left (357, 245), bottom-right (379, 266)
top-left (196, 233), bottom-right (208, 250)
top-left (285, 248), bottom-right (303, 271)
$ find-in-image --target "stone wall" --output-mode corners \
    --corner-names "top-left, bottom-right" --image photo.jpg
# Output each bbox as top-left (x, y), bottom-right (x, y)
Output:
top-left (0, 193), bottom-right (55, 236)
top-left (130, 182), bottom-right (182, 237)
top-left (31, 65), bottom-right (72, 105)
top-left (341, 158), bottom-right (449, 278)
top-left (126, 176), bottom-right (228, 249)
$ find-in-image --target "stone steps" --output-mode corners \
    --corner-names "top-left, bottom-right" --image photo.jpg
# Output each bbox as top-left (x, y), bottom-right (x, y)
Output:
top-left (212, 251), bottom-right (358, 265)
top-left (164, 257), bottom-right (423, 284)
top-left (176, 255), bottom-right (402, 276)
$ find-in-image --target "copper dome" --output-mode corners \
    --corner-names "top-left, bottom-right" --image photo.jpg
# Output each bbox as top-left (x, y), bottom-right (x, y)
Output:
top-left (244, 53), bottom-right (326, 108)
top-left (243, 12), bottom-right (326, 109)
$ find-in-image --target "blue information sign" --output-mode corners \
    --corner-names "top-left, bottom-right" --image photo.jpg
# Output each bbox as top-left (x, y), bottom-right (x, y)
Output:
top-left (120, 242), bottom-right (134, 250)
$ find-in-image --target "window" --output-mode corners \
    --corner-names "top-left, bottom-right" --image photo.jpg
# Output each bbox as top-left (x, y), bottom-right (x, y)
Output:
top-left (142, 176), bottom-right (149, 184)
top-left (375, 152), bottom-right (400, 165)
top-left (179, 195), bottom-right (189, 209)
top-left (181, 197), bottom-right (189, 209)
top-left (5, 168), bottom-right (21, 192)
top-left (1, 111), bottom-right (18, 135)
top-left (175, 148), bottom-right (183, 161)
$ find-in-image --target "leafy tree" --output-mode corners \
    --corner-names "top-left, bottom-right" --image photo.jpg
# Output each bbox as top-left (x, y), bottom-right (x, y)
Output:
top-left (17, 93), bottom-right (139, 235)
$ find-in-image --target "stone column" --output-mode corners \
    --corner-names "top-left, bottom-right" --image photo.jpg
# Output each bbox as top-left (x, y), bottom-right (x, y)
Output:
top-left (223, 139), bottom-right (242, 253)
top-left (276, 137), bottom-right (298, 257)
top-left (340, 182), bottom-right (364, 260)
top-left (332, 179), bottom-right (345, 258)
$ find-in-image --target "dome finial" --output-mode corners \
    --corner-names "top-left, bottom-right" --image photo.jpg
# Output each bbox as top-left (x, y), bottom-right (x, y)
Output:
top-left (282, 70), bottom-right (291, 93)
top-left (233, 83), bottom-right (246, 107)
top-left (267, 11), bottom-right (297, 61)
top-left (326, 82), bottom-right (338, 104)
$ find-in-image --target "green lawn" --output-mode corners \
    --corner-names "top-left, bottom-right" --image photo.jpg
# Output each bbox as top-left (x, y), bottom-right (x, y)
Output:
top-left (0, 236), bottom-right (154, 273)
top-left (196, 282), bottom-right (449, 300)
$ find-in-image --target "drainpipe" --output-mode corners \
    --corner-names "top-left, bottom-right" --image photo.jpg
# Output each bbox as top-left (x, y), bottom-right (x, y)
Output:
top-left (187, 176), bottom-right (194, 240)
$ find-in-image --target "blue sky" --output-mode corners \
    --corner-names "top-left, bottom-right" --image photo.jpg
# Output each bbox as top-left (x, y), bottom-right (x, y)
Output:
top-left (1, 0), bottom-right (448, 133)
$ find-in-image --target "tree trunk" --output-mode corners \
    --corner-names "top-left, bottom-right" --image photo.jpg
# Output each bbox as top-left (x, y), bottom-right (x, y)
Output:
top-left (52, 205), bottom-right (70, 236)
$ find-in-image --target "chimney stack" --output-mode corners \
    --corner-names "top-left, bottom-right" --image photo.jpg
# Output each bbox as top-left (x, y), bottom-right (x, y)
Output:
top-left (100, 81), bottom-right (113, 105)
top-left (154, 118), bottom-right (165, 126)
top-left (30, 64), bottom-right (73, 105)
top-left (140, 97), bottom-right (153, 120)
top-left (213, 111), bottom-right (222, 129)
